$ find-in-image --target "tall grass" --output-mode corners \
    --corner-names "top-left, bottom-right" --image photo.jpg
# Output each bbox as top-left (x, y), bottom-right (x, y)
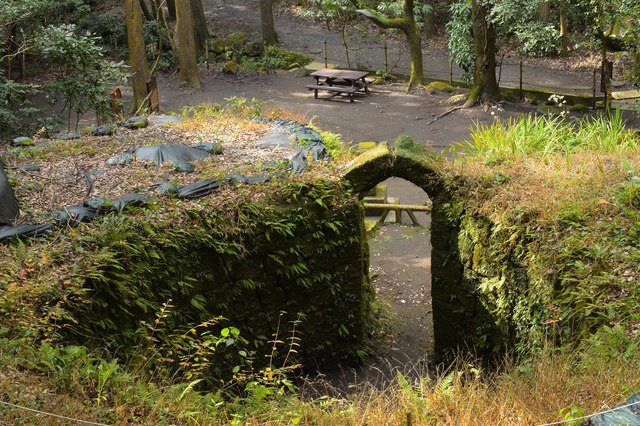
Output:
top-left (454, 110), bottom-right (638, 161)
top-left (2, 328), bottom-right (638, 424)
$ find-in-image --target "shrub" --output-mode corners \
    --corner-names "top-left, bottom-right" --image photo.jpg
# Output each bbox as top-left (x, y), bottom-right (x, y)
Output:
top-left (0, 76), bottom-right (40, 142)
top-left (515, 22), bottom-right (562, 56)
top-left (37, 24), bottom-right (127, 130)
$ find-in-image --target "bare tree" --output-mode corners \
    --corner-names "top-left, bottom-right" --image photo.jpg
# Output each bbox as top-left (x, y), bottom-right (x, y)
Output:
top-left (191, 0), bottom-right (210, 53)
top-left (464, 0), bottom-right (499, 107)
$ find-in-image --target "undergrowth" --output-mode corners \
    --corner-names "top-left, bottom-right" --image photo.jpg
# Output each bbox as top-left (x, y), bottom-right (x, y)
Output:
top-left (0, 326), bottom-right (638, 424)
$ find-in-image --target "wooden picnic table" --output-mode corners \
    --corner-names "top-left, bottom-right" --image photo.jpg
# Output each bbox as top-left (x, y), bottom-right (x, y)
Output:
top-left (306, 69), bottom-right (371, 102)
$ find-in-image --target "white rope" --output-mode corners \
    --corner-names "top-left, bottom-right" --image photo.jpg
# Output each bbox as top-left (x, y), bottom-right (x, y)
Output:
top-left (0, 400), bottom-right (109, 425)
top-left (538, 399), bottom-right (640, 426)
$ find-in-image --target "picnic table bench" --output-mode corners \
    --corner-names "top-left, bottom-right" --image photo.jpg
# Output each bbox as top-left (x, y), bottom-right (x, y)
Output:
top-left (306, 69), bottom-right (371, 102)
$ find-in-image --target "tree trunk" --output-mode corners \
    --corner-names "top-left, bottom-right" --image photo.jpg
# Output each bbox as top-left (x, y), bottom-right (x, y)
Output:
top-left (6, 25), bottom-right (14, 80)
top-left (560, 11), bottom-right (568, 55)
top-left (465, 0), bottom-right (499, 106)
top-left (349, 0), bottom-right (424, 88)
top-left (423, 0), bottom-right (437, 38)
top-left (341, 20), bottom-right (351, 68)
top-left (260, 0), bottom-right (277, 46)
top-left (191, 0), bottom-right (209, 53)
top-left (175, 0), bottom-right (201, 88)
top-left (538, 1), bottom-right (551, 19)
top-left (149, 0), bottom-right (157, 17)
top-left (166, 0), bottom-right (176, 20)
top-left (403, 0), bottom-right (424, 88)
top-left (124, 0), bottom-right (151, 113)
top-left (139, 0), bottom-right (153, 20)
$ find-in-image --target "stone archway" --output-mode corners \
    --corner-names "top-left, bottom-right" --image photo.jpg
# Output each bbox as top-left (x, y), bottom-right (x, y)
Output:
top-left (342, 136), bottom-right (465, 359)
top-left (342, 135), bottom-right (443, 198)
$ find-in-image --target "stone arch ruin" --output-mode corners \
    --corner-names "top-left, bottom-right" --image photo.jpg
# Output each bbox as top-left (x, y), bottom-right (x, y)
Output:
top-left (342, 136), bottom-right (479, 359)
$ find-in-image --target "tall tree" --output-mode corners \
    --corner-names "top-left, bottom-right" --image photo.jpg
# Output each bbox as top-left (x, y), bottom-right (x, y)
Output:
top-left (124, 0), bottom-right (151, 112)
top-left (191, 0), bottom-right (209, 53)
top-left (175, 0), bottom-right (200, 88)
top-left (260, 0), bottom-right (278, 46)
top-left (465, 0), bottom-right (499, 106)
top-left (538, 0), bottom-right (551, 18)
top-left (139, 0), bottom-right (153, 20)
top-left (423, 0), bottom-right (437, 38)
top-left (166, 0), bottom-right (176, 19)
top-left (350, 0), bottom-right (424, 89)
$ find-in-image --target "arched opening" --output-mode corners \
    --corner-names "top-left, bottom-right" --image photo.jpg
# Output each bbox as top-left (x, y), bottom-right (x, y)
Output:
top-left (342, 136), bottom-right (462, 367)
top-left (366, 176), bottom-right (433, 370)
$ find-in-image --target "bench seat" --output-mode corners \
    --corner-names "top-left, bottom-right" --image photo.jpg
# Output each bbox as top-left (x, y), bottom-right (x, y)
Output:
top-left (305, 84), bottom-right (357, 102)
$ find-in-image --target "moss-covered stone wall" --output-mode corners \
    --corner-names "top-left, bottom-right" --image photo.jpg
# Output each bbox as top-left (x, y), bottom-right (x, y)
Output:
top-left (3, 180), bottom-right (373, 370)
top-left (431, 198), bottom-right (550, 359)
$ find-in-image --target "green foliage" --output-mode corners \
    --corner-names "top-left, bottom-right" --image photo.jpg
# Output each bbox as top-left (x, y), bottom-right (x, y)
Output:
top-left (452, 111), bottom-right (637, 162)
top-left (242, 46), bottom-right (313, 71)
top-left (514, 22), bottom-right (562, 56)
top-left (444, 112), bottom-right (640, 354)
top-left (0, 179), bottom-right (372, 377)
top-left (37, 24), bottom-right (127, 130)
top-left (0, 76), bottom-right (40, 142)
top-left (85, 13), bottom-right (127, 50)
top-left (446, 0), bottom-right (473, 83)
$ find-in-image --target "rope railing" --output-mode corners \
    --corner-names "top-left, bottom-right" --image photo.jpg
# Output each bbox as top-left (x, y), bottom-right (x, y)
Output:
top-left (0, 400), bottom-right (109, 425)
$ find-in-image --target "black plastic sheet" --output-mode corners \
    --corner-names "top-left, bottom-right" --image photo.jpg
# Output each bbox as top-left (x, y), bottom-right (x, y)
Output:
top-left (0, 223), bottom-right (52, 242)
top-left (62, 205), bottom-right (99, 227)
top-left (311, 144), bottom-right (331, 162)
top-left (0, 163), bottom-right (19, 224)
top-left (589, 392), bottom-right (640, 425)
top-left (177, 179), bottom-right (221, 198)
top-left (290, 150), bottom-right (308, 174)
top-left (135, 143), bottom-right (210, 165)
top-left (111, 193), bottom-right (151, 211)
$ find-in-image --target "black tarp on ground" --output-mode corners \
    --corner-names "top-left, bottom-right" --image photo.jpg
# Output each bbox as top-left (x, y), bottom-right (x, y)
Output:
top-left (134, 143), bottom-right (211, 165)
top-left (0, 223), bottom-right (52, 242)
top-left (111, 193), bottom-right (151, 210)
top-left (290, 150), bottom-right (308, 174)
top-left (177, 179), bottom-right (221, 198)
top-left (0, 162), bottom-right (20, 224)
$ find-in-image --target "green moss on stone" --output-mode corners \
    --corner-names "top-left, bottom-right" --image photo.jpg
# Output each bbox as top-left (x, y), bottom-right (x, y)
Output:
top-left (224, 32), bottom-right (246, 52)
top-left (211, 39), bottom-right (225, 54)
top-left (223, 58), bottom-right (238, 74)
top-left (537, 104), bottom-right (561, 115)
top-left (569, 103), bottom-right (589, 112)
top-left (392, 135), bottom-right (443, 196)
top-left (426, 81), bottom-right (455, 94)
top-left (343, 142), bottom-right (392, 194)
